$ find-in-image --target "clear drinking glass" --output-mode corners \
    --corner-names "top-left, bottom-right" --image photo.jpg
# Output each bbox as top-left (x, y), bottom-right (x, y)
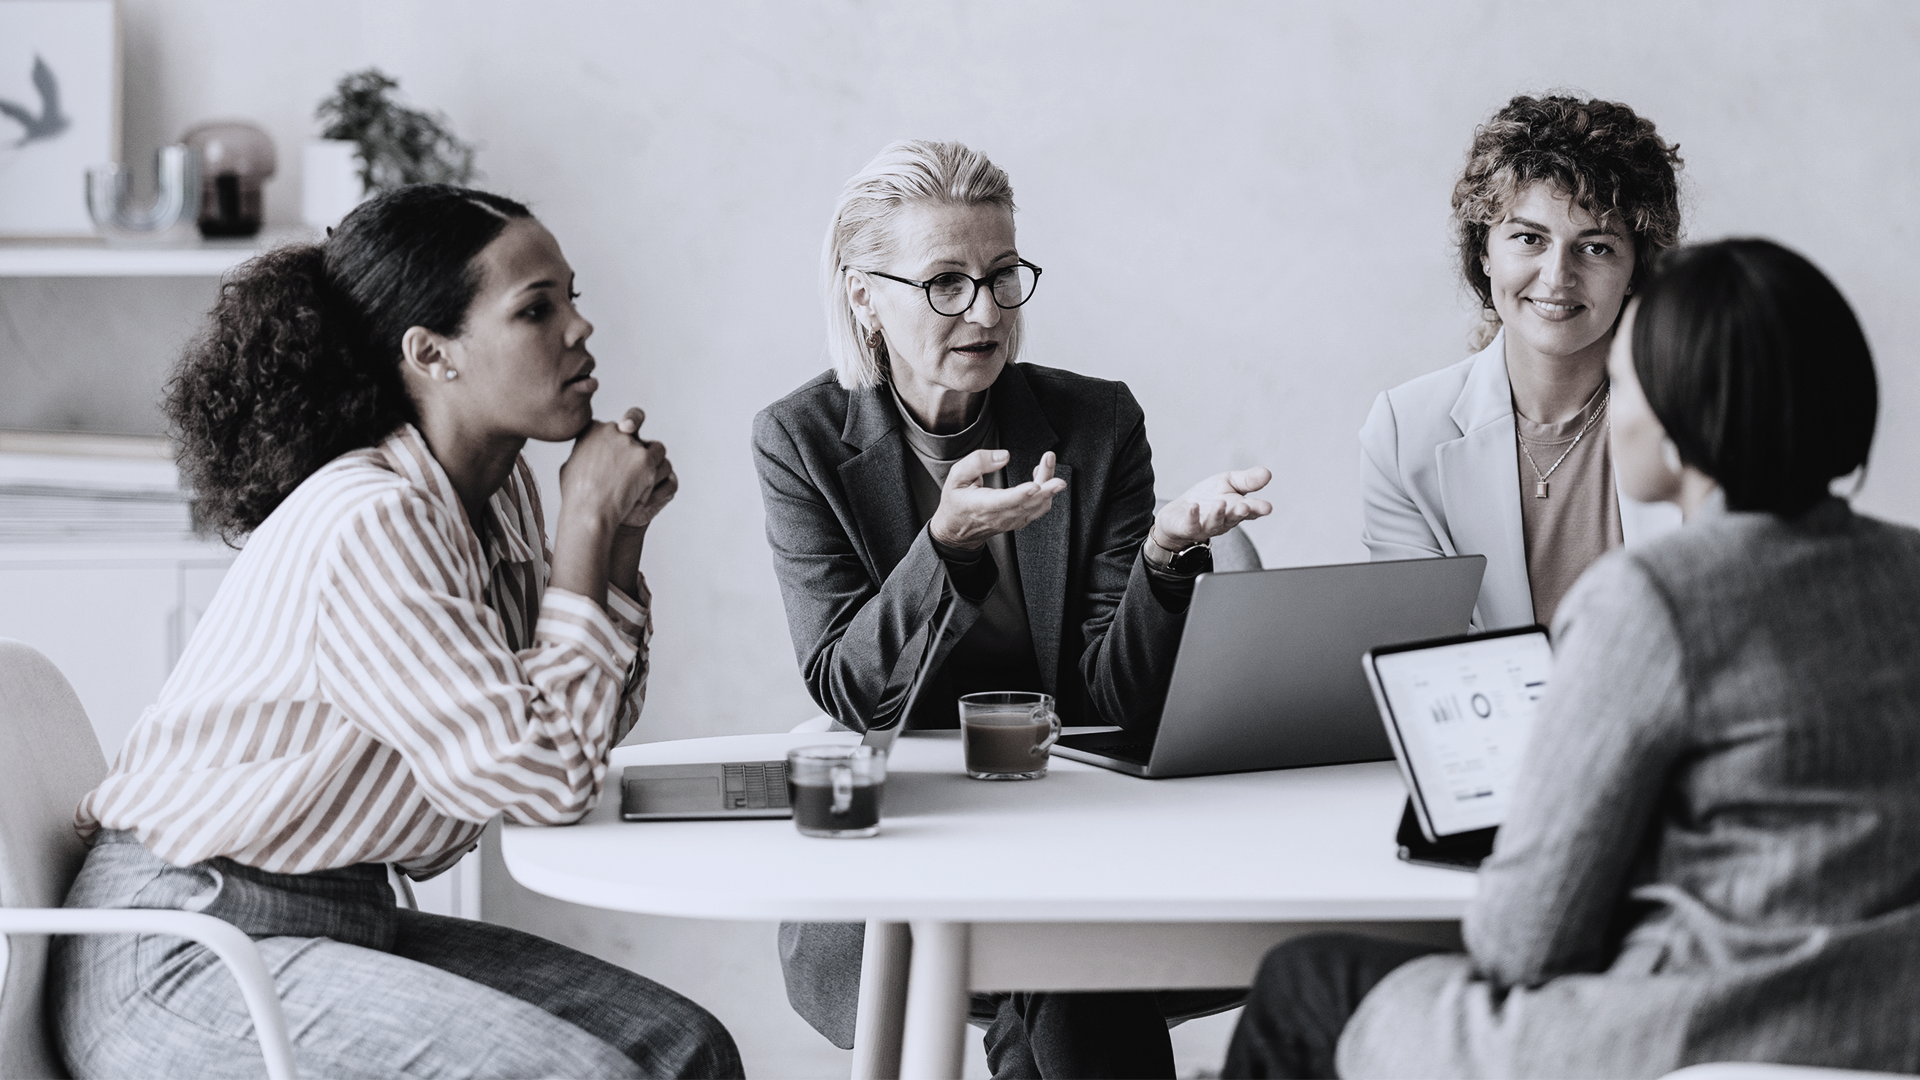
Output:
top-left (959, 691), bottom-right (1061, 780)
top-left (786, 745), bottom-right (886, 838)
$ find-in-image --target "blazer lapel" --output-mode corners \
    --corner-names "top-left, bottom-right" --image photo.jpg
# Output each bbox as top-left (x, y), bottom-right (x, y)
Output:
top-left (837, 386), bottom-right (920, 582)
top-left (995, 367), bottom-right (1069, 694)
top-left (1435, 337), bottom-right (1533, 629)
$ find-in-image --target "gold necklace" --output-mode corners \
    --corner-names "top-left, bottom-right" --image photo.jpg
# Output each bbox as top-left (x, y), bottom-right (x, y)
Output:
top-left (1518, 386), bottom-right (1610, 499)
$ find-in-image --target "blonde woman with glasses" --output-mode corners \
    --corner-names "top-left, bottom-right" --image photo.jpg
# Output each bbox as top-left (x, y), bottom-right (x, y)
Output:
top-left (754, 139), bottom-right (1269, 1078)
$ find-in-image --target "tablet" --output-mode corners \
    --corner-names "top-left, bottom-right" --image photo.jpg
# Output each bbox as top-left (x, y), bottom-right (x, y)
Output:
top-left (1363, 625), bottom-right (1552, 865)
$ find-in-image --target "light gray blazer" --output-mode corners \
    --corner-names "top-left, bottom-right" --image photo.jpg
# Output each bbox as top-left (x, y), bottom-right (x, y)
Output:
top-left (1338, 498), bottom-right (1920, 1078)
top-left (1360, 332), bottom-right (1682, 629)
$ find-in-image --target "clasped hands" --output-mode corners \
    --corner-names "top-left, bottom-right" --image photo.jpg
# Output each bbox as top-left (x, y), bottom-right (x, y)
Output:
top-left (559, 406), bottom-right (680, 534)
top-left (928, 449), bottom-right (1273, 552)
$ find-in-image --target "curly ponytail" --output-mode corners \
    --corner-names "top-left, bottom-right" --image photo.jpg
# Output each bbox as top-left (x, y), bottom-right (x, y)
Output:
top-left (166, 184), bottom-right (529, 542)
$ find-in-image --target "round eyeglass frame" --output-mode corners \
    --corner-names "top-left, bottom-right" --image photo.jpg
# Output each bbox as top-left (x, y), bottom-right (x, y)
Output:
top-left (846, 259), bottom-right (1043, 317)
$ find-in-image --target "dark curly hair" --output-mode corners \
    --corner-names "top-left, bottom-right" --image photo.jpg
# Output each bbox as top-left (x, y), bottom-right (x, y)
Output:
top-left (1632, 239), bottom-right (1876, 518)
top-left (167, 184), bottom-right (530, 542)
top-left (1453, 94), bottom-right (1684, 349)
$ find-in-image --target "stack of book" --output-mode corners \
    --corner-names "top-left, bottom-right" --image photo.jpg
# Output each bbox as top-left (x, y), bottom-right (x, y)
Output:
top-left (0, 432), bottom-right (197, 544)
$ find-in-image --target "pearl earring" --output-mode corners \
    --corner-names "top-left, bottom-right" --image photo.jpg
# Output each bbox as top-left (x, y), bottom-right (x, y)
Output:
top-left (865, 327), bottom-right (884, 351)
top-left (444, 368), bottom-right (459, 381)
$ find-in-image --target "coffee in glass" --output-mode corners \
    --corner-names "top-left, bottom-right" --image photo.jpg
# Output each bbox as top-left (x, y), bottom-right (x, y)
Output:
top-left (786, 744), bottom-right (886, 837)
top-left (959, 691), bottom-right (1061, 780)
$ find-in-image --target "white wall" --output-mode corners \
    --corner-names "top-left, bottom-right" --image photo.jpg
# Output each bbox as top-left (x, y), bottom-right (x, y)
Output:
top-left (13, 2), bottom-right (1917, 1073)
top-left (99, 0), bottom-right (1920, 748)
top-left (45, 0), bottom-right (1920, 737)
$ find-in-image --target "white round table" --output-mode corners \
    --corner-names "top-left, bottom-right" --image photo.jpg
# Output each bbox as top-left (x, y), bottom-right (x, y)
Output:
top-left (503, 730), bottom-right (1473, 1078)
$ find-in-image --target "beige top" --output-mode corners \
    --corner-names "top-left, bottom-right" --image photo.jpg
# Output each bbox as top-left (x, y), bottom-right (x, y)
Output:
top-left (1515, 385), bottom-right (1623, 627)
top-left (889, 386), bottom-right (1043, 697)
top-left (77, 425), bottom-right (648, 877)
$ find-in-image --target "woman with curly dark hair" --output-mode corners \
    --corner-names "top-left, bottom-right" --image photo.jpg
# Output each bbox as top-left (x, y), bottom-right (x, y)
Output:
top-left (1360, 94), bottom-right (1686, 630)
top-left (49, 184), bottom-right (741, 1079)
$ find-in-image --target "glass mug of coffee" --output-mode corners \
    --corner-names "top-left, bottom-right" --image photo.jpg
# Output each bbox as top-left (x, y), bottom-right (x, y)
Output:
top-left (959, 691), bottom-right (1061, 780)
top-left (786, 745), bottom-right (886, 838)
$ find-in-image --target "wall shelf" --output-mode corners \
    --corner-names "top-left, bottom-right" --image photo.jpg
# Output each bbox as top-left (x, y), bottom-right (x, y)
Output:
top-left (0, 232), bottom-right (307, 277)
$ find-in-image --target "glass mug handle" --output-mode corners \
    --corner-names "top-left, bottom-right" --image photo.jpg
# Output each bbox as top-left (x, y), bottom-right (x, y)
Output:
top-left (830, 764), bottom-right (854, 815)
top-left (1030, 707), bottom-right (1061, 757)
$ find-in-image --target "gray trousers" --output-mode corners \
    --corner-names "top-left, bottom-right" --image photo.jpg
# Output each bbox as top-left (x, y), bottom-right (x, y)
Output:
top-left (1222, 932), bottom-right (1445, 1079)
top-left (51, 831), bottom-right (741, 1080)
top-left (780, 921), bottom-right (1246, 1078)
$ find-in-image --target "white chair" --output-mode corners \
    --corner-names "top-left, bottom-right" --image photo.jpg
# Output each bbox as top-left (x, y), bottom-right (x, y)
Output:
top-left (1662, 1064), bottom-right (1913, 1079)
top-left (0, 638), bottom-right (297, 1080)
top-left (1206, 520), bottom-right (1263, 572)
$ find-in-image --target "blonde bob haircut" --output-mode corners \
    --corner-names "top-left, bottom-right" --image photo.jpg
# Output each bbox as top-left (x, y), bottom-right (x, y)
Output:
top-left (823, 139), bottom-right (1021, 390)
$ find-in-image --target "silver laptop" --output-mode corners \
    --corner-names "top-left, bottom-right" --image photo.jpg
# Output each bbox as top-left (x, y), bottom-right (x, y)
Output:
top-left (621, 760), bottom-right (792, 820)
top-left (622, 678), bottom-right (906, 821)
top-left (1051, 555), bottom-right (1485, 778)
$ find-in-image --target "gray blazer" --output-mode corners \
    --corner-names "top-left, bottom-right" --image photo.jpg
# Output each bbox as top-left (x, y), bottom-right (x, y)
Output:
top-left (752, 362), bottom-right (1188, 731)
top-left (1338, 498), bottom-right (1920, 1078)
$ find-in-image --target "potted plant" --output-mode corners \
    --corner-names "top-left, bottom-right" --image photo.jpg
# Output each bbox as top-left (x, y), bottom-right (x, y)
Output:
top-left (315, 68), bottom-right (477, 195)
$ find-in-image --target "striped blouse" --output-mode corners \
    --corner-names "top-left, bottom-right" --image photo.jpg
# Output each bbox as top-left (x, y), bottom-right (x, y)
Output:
top-left (77, 424), bottom-right (649, 878)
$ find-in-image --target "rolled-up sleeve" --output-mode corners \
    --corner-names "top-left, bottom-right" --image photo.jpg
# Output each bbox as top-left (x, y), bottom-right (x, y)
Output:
top-left (605, 577), bottom-right (652, 745)
top-left (315, 487), bottom-right (640, 826)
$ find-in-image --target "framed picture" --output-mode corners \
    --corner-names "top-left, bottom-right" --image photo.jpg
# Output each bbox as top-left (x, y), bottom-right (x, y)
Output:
top-left (0, 0), bottom-right (119, 238)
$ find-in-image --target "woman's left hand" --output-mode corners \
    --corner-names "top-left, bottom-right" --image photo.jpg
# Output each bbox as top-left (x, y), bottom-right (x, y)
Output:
top-left (1154, 467), bottom-right (1274, 549)
top-left (613, 408), bottom-right (678, 532)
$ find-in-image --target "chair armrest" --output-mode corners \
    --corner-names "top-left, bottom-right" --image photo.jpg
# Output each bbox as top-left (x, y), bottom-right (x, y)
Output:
top-left (1662, 1065), bottom-right (1914, 1080)
top-left (0, 907), bottom-right (297, 1080)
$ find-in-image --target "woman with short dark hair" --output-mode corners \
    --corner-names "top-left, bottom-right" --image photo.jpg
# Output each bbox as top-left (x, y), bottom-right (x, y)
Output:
top-left (51, 184), bottom-right (740, 1079)
top-left (1227, 239), bottom-right (1920, 1078)
top-left (1362, 94), bottom-right (1687, 630)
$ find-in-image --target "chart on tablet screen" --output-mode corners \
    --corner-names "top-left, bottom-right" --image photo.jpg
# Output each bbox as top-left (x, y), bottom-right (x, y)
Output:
top-left (1375, 634), bottom-right (1553, 835)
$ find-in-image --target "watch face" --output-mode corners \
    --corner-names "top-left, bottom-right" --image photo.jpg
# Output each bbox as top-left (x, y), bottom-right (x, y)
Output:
top-left (1169, 544), bottom-right (1214, 576)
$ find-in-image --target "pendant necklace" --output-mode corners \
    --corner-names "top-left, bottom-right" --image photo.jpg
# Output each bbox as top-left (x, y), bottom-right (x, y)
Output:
top-left (1519, 386), bottom-right (1610, 499)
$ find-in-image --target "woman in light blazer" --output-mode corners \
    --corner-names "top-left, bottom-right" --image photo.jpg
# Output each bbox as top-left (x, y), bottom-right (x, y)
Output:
top-left (1362, 95), bottom-right (1685, 629)
top-left (1228, 241), bottom-right (1920, 1078)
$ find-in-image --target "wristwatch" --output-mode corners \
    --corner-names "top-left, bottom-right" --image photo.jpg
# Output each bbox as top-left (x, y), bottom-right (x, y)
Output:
top-left (1143, 531), bottom-right (1212, 577)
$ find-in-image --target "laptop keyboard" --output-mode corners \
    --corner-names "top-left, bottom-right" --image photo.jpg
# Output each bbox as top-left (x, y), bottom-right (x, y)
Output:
top-left (1097, 742), bottom-right (1154, 764)
top-left (724, 762), bottom-right (790, 810)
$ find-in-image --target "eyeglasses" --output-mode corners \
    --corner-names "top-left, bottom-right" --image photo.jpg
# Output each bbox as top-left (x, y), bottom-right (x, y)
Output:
top-left (848, 259), bottom-right (1043, 317)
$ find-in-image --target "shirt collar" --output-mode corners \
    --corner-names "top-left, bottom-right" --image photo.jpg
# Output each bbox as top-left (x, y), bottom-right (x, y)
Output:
top-left (379, 424), bottom-right (535, 569)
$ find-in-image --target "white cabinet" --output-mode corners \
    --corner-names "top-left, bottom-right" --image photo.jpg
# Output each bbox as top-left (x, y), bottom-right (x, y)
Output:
top-left (0, 541), bottom-right (234, 759)
top-left (0, 242), bottom-right (481, 920)
top-left (0, 247), bottom-right (258, 745)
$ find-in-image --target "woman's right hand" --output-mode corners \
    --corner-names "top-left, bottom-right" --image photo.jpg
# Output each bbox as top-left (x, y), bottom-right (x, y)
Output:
top-left (558, 407), bottom-right (669, 530)
top-left (929, 449), bottom-right (1068, 551)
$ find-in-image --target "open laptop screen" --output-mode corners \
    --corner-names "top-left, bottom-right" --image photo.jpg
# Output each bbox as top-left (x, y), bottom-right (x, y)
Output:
top-left (1365, 626), bottom-right (1552, 841)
